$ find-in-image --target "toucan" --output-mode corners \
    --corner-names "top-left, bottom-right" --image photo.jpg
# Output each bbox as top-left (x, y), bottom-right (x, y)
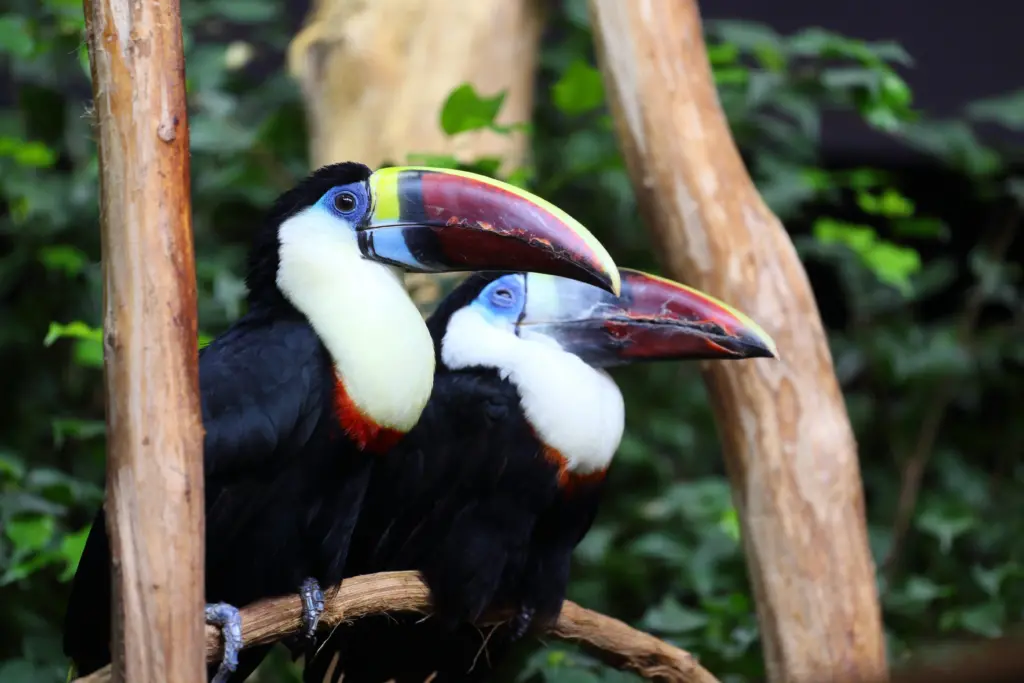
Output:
top-left (61, 162), bottom-right (620, 683)
top-left (303, 268), bottom-right (777, 683)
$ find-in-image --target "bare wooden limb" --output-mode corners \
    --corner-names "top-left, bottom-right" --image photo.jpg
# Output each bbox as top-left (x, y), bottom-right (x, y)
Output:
top-left (588, 1), bottom-right (887, 682)
top-left (72, 571), bottom-right (721, 683)
top-left (82, 0), bottom-right (204, 681)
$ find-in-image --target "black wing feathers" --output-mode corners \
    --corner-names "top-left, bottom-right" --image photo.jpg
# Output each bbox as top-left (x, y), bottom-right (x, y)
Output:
top-left (199, 314), bottom-right (329, 483)
top-left (63, 312), bottom-right (334, 676)
top-left (306, 370), bottom-right (564, 683)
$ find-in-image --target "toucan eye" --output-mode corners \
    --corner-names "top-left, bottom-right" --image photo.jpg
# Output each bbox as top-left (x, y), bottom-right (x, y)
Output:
top-left (492, 288), bottom-right (515, 307)
top-left (334, 191), bottom-right (357, 214)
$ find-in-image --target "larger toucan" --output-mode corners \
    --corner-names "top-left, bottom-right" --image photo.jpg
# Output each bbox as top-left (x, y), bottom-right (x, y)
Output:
top-left (303, 268), bottom-right (777, 683)
top-left (61, 162), bottom-right (620, 683)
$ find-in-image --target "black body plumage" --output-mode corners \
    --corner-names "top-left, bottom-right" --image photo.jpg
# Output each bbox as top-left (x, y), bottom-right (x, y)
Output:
top-left (62, 163), bottom-right (380, 682)
top-left (304, 273), bottom-right (608, 683)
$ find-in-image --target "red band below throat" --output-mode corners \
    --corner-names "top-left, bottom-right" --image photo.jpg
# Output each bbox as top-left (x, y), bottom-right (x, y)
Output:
top-left (540, 444), bottom-right (607, 495)
top-left (332, 377), bottom-right (406, 454)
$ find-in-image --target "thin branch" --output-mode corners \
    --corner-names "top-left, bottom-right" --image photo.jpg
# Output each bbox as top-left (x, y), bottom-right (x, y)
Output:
top-left (883, 207), bottom-right (1019, 579)
top-left (71, 571), bottom-right (721, 683)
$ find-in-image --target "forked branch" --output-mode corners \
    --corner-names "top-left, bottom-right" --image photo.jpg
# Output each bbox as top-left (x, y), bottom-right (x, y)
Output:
top-left (72, 571), bottom-right (721, 683)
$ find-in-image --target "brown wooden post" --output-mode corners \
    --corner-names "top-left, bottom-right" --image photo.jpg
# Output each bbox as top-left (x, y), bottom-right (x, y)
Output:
top-left (589, 2), bottom-right (888, 682)
top-left (82, 1), bottom-right (206, 681)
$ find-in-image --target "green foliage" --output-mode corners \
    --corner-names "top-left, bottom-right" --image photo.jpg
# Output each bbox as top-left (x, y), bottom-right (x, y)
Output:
top-left (439, 84), bottom-right (529, 136)
top-left (552, 60), bottom-right (605, 116)
top-left (1, 2), bottom-right (1022, 683)
top-left (812, 218), bottom-right (921, 293)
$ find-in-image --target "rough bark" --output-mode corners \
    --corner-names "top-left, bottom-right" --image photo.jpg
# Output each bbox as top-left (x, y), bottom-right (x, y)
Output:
top-left (82, 1), bottom-right (205, 681)
top-left (287, 0), bottom-right (542, 171)
top-left (72, 571), bottom-right (722, 683)
top-left (588, 2), bottom-right (887, 682)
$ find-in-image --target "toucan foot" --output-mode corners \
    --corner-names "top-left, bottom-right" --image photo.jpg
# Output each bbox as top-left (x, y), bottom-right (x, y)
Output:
top-left (205, 602), bottom-right (242, 683)
top-left (508, 604), bottom-right (536, 642)
top-left (300, 577), bottom-right (326, 641)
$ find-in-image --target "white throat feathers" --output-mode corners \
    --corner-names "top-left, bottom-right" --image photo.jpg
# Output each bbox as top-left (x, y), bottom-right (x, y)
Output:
top-left (441, 307), bottom-right (625, 474)
top-left (276, 206), bottom-right (435, 433)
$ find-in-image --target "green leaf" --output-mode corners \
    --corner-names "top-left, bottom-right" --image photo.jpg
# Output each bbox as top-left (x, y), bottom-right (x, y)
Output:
top-left (901, 120), bottom-right (1002, 177)
top-left (917, 508), bottom-right (975, 554)
top-left (0, 137), bottom-right (57, 168)
top-left (1, 551), bottom-right (59, 585)
top-left (813, 218), bottom-right (877, 253)
top-left (753, 43), bottom-right (786, 71)
top-left (0, 451), bottom-right (25, 481)
top-left (893, 216), bottom-right (949, 241)
top-left (713, 67), bottom-right (749, 87)
top-left (886, 576), bottom-right (953, 615)
top-left (0, 16), bottom-right (34, 58)
top-left (971, 563), bottom-right (1019, 598)
top-left (857, 188), bottom-right (915, 217)
top-left (439, 84), bottom-right (506, 135)
top-left (862, 241), bottom-right (921, 293)
top-left (38, 245), bottom-right (88, 276)
top-left (707, 20), bottom-right (781, 53)
top-left (52, 419), bottom-right (106, 448)
top-left (719, 506), bottom-right (741, 541)
top-left (958, 602), bottom-right (1005, 638)
top-left (880, 72), bottom-right (913, 109)
top-left (6, 516), bottom-right (56, 552)
top-left (73, 338), bottom-right (105, 368)
top-left (706, 42), bottom-right (740, 66)
top-left (44, 321), bottom-right (102, 347)
top-left (967, 89), bottom-right (1024, 130)
top-left (812, 218), bottom-right (920, 292)
top-left (0, 659), bottom-right (43, 683)
top-left (552, 60), bottom-right (605, 116)
top-left (59, 526), bottom-right (92, 581)
top-left (641, 596), bottom-right (709, 634)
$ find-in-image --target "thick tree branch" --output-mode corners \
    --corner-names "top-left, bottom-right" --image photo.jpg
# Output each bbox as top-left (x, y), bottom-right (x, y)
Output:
top-left (72, 571), bottom-right (721, 683)
top-left (82, 0), bottom-right (205, 680)
top-left (589, 1), bottom-right (887, 681)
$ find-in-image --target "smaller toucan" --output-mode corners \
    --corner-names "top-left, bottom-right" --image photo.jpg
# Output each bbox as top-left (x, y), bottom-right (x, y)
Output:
top-left (61, 163), bottom-right (620, 683)
top-left (304, 268), bottom-right (777, 683)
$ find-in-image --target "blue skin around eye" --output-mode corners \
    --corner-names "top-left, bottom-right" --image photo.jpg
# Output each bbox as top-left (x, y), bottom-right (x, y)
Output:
top-left (318, 183), bottom-right (370, 221)
top-left (473, 274), bottom-right (526, 323)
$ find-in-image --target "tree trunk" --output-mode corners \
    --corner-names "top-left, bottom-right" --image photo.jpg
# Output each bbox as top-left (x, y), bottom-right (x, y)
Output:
top-left (287, 0), bottom-right (545, 307)
top-left (82, 0), bottom-right (205, 681)
top-left (287, 0), bottom-right (542, 171)
top-left (589, 2), bottom-right (888, 682)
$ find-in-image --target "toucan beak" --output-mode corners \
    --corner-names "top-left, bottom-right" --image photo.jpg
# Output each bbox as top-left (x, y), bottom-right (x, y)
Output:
top-left (518, 268), bottom-right (777, 366)
top-left (358, 166), bottom-right (621, 296)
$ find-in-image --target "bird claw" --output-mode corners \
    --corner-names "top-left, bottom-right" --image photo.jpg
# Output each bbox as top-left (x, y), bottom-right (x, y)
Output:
top-left (300, 577), bottom-right (326, 641)
top-left (205, 602), bottom-right (242, 683)
top-left (508, 605), bottom-right (536, 642)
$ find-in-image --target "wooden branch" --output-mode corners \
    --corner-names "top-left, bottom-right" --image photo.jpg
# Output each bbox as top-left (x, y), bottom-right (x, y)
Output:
top-left (72, 571), bottom-right (721, 683)
top-left (82, 1), bottom-right (205, 681)
top-left (588, 2), bottom-right (887, 682)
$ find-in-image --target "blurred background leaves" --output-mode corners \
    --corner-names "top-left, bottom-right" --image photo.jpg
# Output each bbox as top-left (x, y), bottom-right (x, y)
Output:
top-left (0, 1), bottom-right (1021, 682)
